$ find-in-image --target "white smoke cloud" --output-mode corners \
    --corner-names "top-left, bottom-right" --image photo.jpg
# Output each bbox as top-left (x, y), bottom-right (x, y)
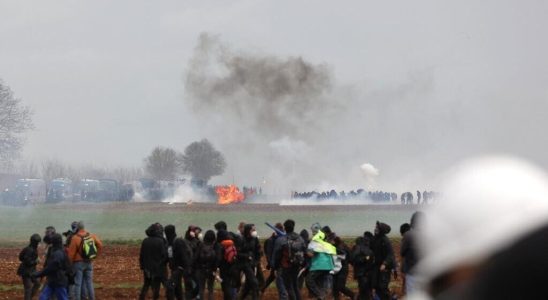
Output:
top-left (361, 163), bottom-right (379, 189)
top-left (361, 163), bottom-right (379, 177)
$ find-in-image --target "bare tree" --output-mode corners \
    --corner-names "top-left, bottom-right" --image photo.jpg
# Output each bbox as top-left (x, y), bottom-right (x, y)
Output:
top-left (41, 159), bottom-right (67, 183)
top-left (181, 139), bottom-right (226, 183)
top-left (144, 146), bottom-right (180, 181)
top-left (111, 166), bottom-right (143, 183)
top-left (0, 80), bottom-right (33, 165)
top-left (14, 160), bottom-right (39, 178)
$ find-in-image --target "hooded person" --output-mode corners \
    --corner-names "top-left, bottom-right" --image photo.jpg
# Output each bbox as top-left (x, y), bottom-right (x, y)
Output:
top-left (217, 229), bottom-right (237, 300)
top-left (183, 225), bottom-right (201, 300)
top-left (138, 223), bottom-right (172, 300)
top-left (351, 236), bottom-right (375, 300)
top-left (371, 221), bottom-right (395, 300)
top-left (34, 233), bottom-right (70, 300)
top-left (332, 236), bottom-right (355, 300)
top-left (408, 156), bottom-right (548, 300)
top-left (236, 223), bottom-right (261, 300)
top-left (171, 227), bottom-right (194, 300)
top-left (195, 230), bottom-right (219, 300)
top-left (18, 233), bottom-right (42, 300)
top-left (306, 224), bottom-right (336, 300)
top-left (272, 219), bottom-right (305, 300)
top-left (164, 225), bottom-right (177, 269)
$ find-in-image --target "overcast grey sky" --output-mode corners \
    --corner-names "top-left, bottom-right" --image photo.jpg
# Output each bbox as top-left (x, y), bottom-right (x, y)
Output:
top-left (1, 1), bottom-right (547, 192)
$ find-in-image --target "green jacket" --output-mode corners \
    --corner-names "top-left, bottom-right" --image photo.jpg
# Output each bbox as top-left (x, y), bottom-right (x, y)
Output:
top-left (308, 231), bottom-right (336, 271)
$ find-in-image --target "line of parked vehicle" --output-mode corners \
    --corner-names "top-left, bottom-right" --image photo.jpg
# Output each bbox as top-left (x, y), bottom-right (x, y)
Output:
top-left (0, 178), bottom-right (137, 205)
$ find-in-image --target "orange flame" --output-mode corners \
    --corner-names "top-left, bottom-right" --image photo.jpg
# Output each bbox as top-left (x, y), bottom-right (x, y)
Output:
top-left (216, 185), bottom-right (245, 205)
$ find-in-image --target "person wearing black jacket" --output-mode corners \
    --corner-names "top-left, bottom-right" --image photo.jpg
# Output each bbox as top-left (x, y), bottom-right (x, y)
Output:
top-left (332, 237), bottom-right (355, 300)
top-left (34, 233), bottom-right (69, 300)
top-left (183, 225), bottom-right (201, 300)
top-left (195, 230), bottom-right (219, 300)
top-left (262, 223), bottom-right (287, 298)
top-left (371, 222), bottom-right (395, 300)
top-left (236, 224), bottom-right (261, 300)
top-left (171, 231), bottom-right (193, 300)
top-left (138, 223), bottom-right (173, 300)
top-left (217, 229), bottom-right (236, 300)
top-left (352, 236), bottom-right (375, 300)
top-left (272, 219), bottom-right (306, 300)
top-left (18, 233), bottom-right (41, 300)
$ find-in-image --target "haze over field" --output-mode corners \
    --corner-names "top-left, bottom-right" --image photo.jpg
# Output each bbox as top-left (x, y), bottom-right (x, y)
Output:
top-left (1, 1), bottom-right (548, 193)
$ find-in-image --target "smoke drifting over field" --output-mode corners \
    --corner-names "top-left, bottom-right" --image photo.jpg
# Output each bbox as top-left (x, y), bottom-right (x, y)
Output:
top-left (185, 33), bottom-right (337, 140)
top-left (184, 33), bottom-right (364, 194)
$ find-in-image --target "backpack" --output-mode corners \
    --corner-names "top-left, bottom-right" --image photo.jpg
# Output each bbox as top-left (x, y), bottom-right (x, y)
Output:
top-left (79, 233), bottom-right (98, 260)
top-left (198, 243), bottom-right (216, 265)
top-left (286, 235), bottom-right (305, 267)
top-left (352, 245), bottom-right (375, 271)
top-left (223, 244), bottom-right (237, 264)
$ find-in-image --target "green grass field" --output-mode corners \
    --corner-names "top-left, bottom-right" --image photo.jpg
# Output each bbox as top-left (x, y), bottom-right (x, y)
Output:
top-left (0, 202), bottom-right (419, 245)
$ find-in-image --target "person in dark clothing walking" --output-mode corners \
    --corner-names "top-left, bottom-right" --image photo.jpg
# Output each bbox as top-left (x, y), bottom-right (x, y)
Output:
top-left (236, 224), bottom-right (261, 300)
top-left (139, 223), bottom-right (172, 300)
top-left (218, 229), bottom-right (237, 300)
top-left (34, 233), bottom-right (70, 300)
top-left (18, 233), bottom-right (41, 300)
top-left (195, 230), bottom-right (219, 300)
top-left (272, 219), bottom-right (306, 300)
top-left (164, 225), bottom-right (178, 298)
top-left (42, 226), bottom-right (56, 267)
top-left (351, 236), bottom-right (375, 300)
top-left (332, 237), bottom-right (355, 300)
top-left (400, 212), bottom-right (424, 295)
top-left (371, 222), bottom-right (395, 300)
top-left (171, 228), bottom-right (193, 300)
top-left (184, 225), bottom-right (202, 300)
top-left (262, 223), bottom-right (287, 299)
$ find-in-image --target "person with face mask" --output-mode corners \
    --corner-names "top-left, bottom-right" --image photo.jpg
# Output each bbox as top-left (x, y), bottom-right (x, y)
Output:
top-left (236, 224), bottom-right (261, 300)
top-left (184, 225), bottom-right (201, 300)
top-left (18, 233), bottom-right (42, 300)
top-left (195, 230), bottom-right (219, 300)
top-left (171, 227), bottom-right (193, 300)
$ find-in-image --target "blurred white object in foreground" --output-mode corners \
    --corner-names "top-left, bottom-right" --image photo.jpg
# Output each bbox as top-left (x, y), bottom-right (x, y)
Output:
top-left (413, 156), bottom-right (548, 298)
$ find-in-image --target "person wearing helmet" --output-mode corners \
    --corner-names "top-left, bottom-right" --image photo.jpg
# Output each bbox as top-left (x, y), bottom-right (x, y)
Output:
top-left (411, 156), bottom-right (548, 299)
top-left (18, 233), bottom-right (42, 300)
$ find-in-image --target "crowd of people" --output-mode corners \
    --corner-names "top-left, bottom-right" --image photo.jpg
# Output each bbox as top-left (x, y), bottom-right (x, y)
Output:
top-left (17, 215), bottom-right (422, 300)
top-left (17, 221), bottom-right (103, 300)
top-left (135, 218), bottom-right (415, 300)
top-left (17, 157), bottom-right (548, 299)
top-left (291, 190), bottom-right (437, 204)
